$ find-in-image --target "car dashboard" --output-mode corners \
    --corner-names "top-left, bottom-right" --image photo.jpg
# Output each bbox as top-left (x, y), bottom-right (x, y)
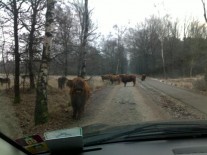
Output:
top-left (36, 137), bottom-right (207, 155)
top-left (2, 123), bottom-right (207, 155)
top-left (77, 138), bottom-right (207, 155)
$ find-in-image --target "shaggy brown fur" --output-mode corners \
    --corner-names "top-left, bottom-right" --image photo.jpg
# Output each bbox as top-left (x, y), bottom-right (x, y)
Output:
top-left (110, 75), bottom-right (121, 84)
top-left (57, 76), bottom-right (68, 89)
top-left (69, 77), bottom-right (90, 119)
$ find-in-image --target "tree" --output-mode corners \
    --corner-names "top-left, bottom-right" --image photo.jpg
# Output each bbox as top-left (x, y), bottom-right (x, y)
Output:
top-left (156, 15), bottom-right (171, 79)
top-left (113, 25), bottom-right (127, 74)
top-left (20, 0), bottom-right (46, 89)
top-left (125, 18), bottom-right (161, 75)
top-left (0, 23), bottom-right (9, 78)
top-left (35, 0), bottom-right (56, 125)
top-left (53, 4), bottom-right (75, 76)
top-left (78, 0), bottom-right (89, 78)
top-left (0, 0), bottom-right (26, 103)
top-left (100, 36), bottom-right (118, 74)
top-left (186, 20), bottom-right (207, 77)
top-left (72, 0), bottom-right (98, 77)
top-left (201, 0), bottom-right (207, 83)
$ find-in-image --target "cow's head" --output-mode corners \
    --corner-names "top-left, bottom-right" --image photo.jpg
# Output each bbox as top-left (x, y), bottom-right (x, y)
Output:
top-left (73, 78), bottom-right (85, 92)
top-left (68, 77), bottom-right (89, 93)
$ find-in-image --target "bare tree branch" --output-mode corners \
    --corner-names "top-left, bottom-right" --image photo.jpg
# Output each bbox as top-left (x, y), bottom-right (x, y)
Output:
top-left (19, 18), bottom-right (30, 32)
top-left (201, 0), bottom-right (207, 22)
top-left (0, 1), bottom-right (12, 12)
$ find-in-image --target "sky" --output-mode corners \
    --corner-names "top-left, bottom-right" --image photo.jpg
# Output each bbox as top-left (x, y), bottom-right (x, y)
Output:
top-left (88, 0), bottom-right (206, 36)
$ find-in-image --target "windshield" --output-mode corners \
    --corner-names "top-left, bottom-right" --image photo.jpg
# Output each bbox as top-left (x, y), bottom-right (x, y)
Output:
top-left (0, 0), bottom-right (207, 144)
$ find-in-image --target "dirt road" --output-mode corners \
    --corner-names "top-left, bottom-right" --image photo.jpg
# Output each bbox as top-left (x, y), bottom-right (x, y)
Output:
top-left (141, 78), bottom-right (207, 114)
top-left (75, 83), bottom-right (167, 126)
top-left (67, 78), bottom-right (207, 131)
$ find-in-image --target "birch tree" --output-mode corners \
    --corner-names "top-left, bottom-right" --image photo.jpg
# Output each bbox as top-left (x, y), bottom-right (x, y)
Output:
top-left (156, 16), bottom-right (170, 79)
top-left (35, 0), bottom-right (56, 125)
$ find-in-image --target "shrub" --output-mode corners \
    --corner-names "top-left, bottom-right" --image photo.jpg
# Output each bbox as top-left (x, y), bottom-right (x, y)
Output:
top-left (193, 78), bottom-right (207, 91)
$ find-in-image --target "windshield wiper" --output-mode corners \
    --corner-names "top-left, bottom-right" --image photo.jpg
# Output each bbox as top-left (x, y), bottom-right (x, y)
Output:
top-left (124, 124), bottom-right (207, 141)
top-left (84, 122), bottom-right (207, 146)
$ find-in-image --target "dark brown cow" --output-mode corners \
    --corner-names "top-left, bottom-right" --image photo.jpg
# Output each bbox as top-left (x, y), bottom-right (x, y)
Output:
top-left (66, 79), bottom-right (73, 88)
top-left (110, 75), bottom-right (121, 84)
top-left (58, 76), bottom-right (68, 89)
top-left (101, 74), bottom-right (111, 81)
top-left (0, 77), bottom-right (10, 88)
top-left (69, 77), bottom-right (90, 119)
top-left (21, 74), bottom-right (36, 89)
top-left (141, 74), bottom-right (146, 81)
top-left (119, 74), bottom-right (136, 87)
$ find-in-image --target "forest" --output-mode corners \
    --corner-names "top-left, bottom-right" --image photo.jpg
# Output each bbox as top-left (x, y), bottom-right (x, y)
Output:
top-left (1, 1), bottom-right (207, 78)
top-left (0, 0), bottom-right (207, 124)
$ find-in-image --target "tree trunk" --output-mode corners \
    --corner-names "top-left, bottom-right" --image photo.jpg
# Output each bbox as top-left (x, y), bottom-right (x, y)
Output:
top-left (80, 0), bottom-right (88, 78)
top-left (201, 0), bottom-right (207, 84)
top-left (1, 26), bottom-right (9, 78)
top-left (205, 66), bottom-right (207, 84)
top-left (35, 0), bottom-right (56, 125)
top-left (116, 59), bottom-right (120, 74)
top-left (161, 40), bottom-right (166, 79)
top-left (64, 49), bottom-right (68, 76)
top-left (28, 9), bottom-right (37, 89)
top-left (189, 59), bottom-right (194, 77)
top-left (13, 0), bottom-right (20, 103)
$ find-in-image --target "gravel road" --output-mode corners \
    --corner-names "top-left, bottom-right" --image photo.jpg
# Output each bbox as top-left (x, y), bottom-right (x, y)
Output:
top-left (68, 79), bottom-right (207, 131)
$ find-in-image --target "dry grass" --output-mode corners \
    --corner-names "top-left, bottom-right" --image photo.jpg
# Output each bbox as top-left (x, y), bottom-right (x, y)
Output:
top-left (193, 78), bottom-right (207, 91)
top-left (1, 75), bottom-right (105, 137)
top-left (159, 75), bottom-right (206, 91)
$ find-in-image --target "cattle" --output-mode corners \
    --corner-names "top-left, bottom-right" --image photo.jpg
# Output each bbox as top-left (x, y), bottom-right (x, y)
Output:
top-left (119, 74), bottom-right (136, 87)
top-left (110, 75), bottom-right (121, 84)
top-left (21, 74), bottom-right (36, 89)
top-left (68, 77), bottom-right (90, 120)
top-left (66, 79), bottom-right (73, 88)
top-left (58, 76), bottom-right (68, 89)
top-left (101, 74), bottom-right (111, 82)
top-left (0, 77), bottom-right (10, 88)
top-left (141, 74), bottom-right (146, 81)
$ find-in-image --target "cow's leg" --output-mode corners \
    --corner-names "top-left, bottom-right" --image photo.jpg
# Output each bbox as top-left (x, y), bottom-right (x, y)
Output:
top-left (77, 109), bottom-right (82, 120)
top-left (77, 107), bottom-right (83, 120)
top-left (72, 107), bottom-right (77, 119)
top-left (124, 82), bottom-right (126, 87)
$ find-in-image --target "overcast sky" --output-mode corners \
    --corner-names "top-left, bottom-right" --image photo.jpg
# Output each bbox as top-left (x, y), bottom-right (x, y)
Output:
top-left (88, 0), bottom-right (206, 35)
